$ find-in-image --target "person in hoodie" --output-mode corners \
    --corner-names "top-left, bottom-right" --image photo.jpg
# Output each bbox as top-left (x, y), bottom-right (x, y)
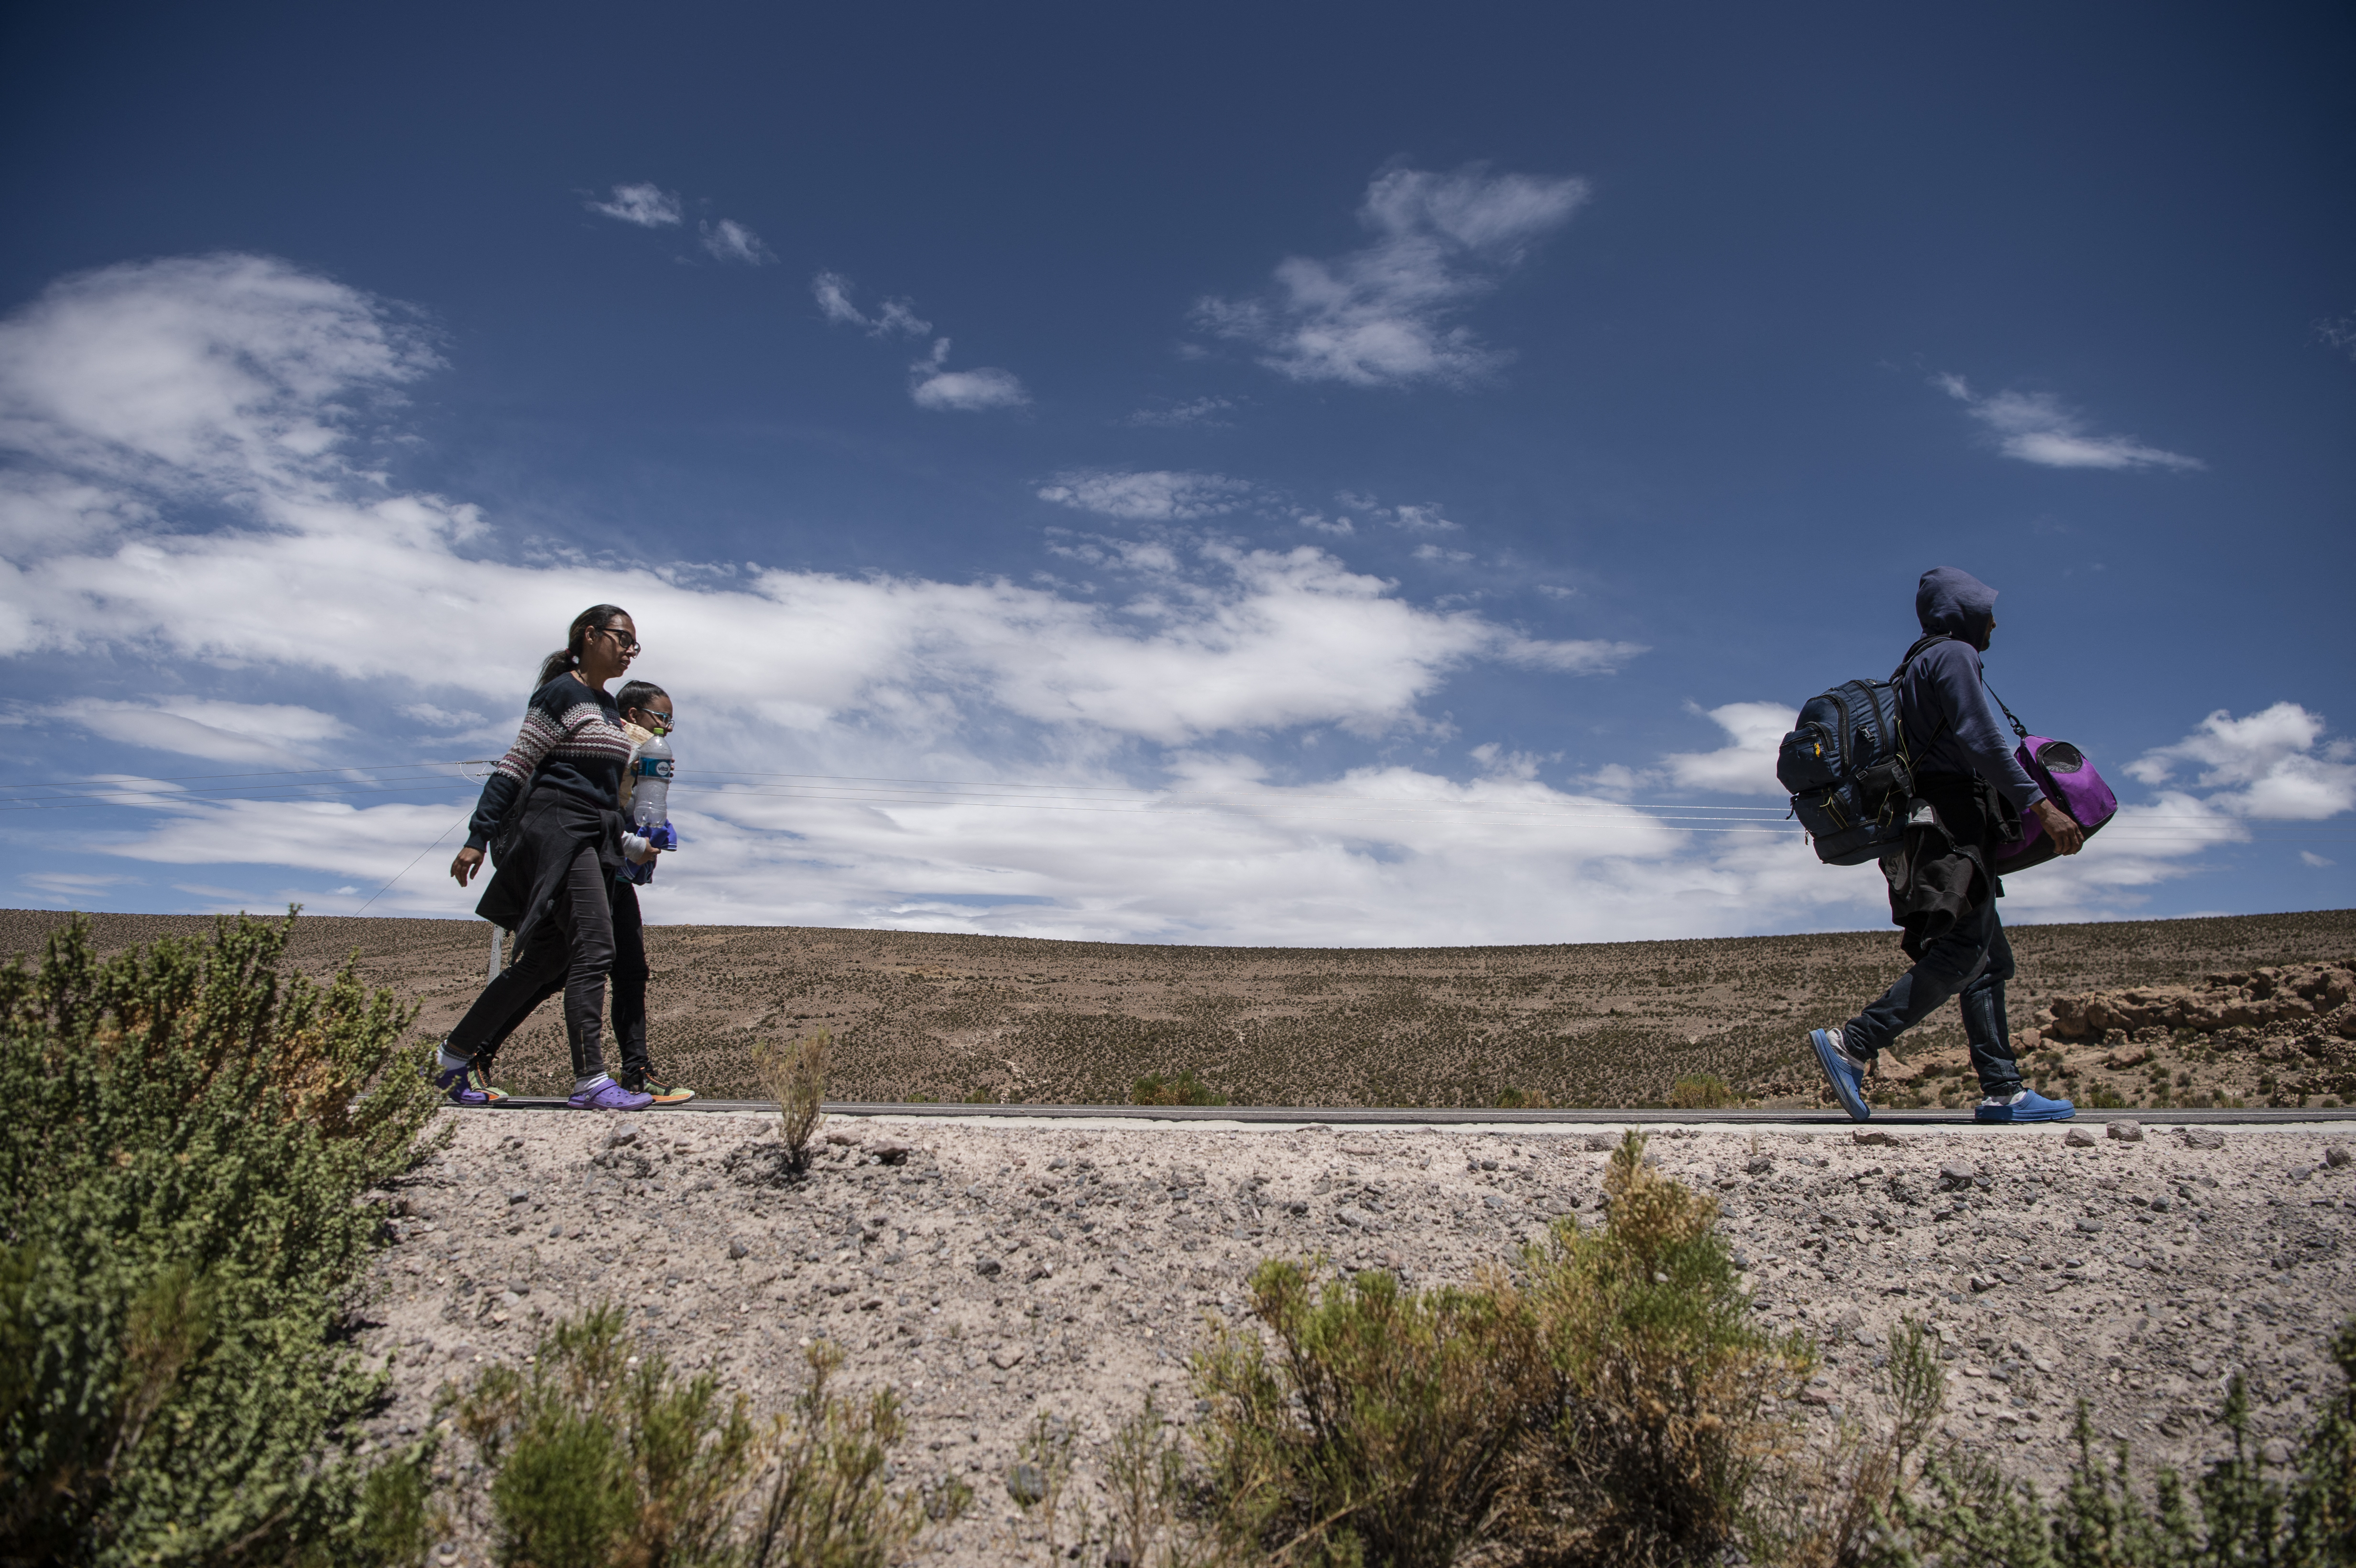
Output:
top-left (1807, 567), bottom-right (2084, 1124)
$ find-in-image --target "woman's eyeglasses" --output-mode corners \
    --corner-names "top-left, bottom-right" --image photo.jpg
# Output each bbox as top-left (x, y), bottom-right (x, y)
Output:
top-left (595, 627), bottom-right (642, 653)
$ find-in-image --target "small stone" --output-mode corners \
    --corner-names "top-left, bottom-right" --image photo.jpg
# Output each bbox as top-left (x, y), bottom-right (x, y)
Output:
top-left (1938, 1164), bottom-right (1976, 1188)
top-left (2107, 1121), bottom-right (2145, 1143)
top-left (2263, 1438), bottom-right (2293, 1466)
top-left (2181, 1128), bottom-right (2225, 1151)
top-left (506, 1189), bottom-right (529, 1205)
top-left (728, 1239), bottom-right (750, 1260)
top-left (988, 1345), bottom-right (1027, 1371)
top-left (2065, 1127), bottom-right (2098, 1147)
top-left (1583, 1133), bottom-right (1619, 1152)
top-left (1007, 1460), bottom-right (1047, 1503)
top-left (1745, 1155), bottom-right (1774, 1175)
top-left (1335, 1205), bottom-right (1371, 1229)
top-left (2325, 1145), bottom-right (2353, 1169)
top-left (825, 1132), bottom-right (861, 1147)
top-left (1853, 1130), bottom-right (1899, 1146)
top-left (872, 1143), bottom-right (912, 1165)
top-left (1970, 1275), bottom-right (1997, 1293)
top-left (974, 1257), bottom-right (1003, 1277)
top-left (608, 1124), bottom-right (640, 1147)
top-left (2075, 1218), bottom-right (2103, 1234)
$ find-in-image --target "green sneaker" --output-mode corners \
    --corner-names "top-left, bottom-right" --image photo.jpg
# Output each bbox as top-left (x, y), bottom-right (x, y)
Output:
top-left (633, 1078), bottom-right (696, 1106)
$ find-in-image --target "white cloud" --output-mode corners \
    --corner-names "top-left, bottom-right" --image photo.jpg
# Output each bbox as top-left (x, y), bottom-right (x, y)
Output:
top-left (1123, 396), bottom-right (1235, 429)
top-left (908, 339), bottom-right (1027, 412)
top-left (699, 218), bottom-right (774, 266)
top-left (2122, 703), bottom-right (2356, 820)
top-left (1390, 503), bottom-right (1458, 533)
top-left (1411, 543), bottom-right (1471, 565)
top-left (1936, 375), bottom-right (2202, 471)
top-left (811, 272), bottom-right (931, 337)
top-left (56, 698), bottom-right (349, 767)
top-left (1659, 701), bottom-right (1796, 796)
top-left (1036, 470), bottom-right (1255, 522)
top-left (1194, 163), bottom-right (1589, 389)
top-left (1294, 512), bottom-right (1353, 537)
top-left (2316, 315), bottom-right (2356, 360)
top-left (587, 183), bottom-right (683, 227)
top-left (2304, 850), bottom-right (2336, 869)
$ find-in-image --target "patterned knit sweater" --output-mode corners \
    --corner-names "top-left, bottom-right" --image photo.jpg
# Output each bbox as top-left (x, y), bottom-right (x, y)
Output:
top-left (464, 674), bottom-right (634, 852)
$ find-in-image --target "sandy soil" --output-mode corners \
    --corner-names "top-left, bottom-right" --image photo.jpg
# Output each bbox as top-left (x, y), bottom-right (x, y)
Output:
top-left (359, 1108), bottom-right (2356, 1566)
top-left (7, 907), bottom-right (2351, 1108)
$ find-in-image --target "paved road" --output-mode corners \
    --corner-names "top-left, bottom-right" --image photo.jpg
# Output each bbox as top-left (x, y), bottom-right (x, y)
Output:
top-left (482, 1098), bottom-right (2356, 1127)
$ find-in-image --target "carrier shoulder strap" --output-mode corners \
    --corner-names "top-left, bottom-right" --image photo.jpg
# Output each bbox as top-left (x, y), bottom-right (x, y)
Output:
top-left (1980, 675), bottom-right (2030, 741)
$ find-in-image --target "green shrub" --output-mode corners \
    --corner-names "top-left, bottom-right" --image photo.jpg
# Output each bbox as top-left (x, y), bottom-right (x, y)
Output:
top-left (1495, 1086), bottom-right (1553, 1110)
top-left (450, 1314), bottom-right (955, 1568)
top-left (754, 1030), bottom-right (829, 1174)
top-left (1186, 1132), bottom-right (1807, 1567)
top-left (1876, 1322), bottom-right (2356, 1567)
top-left (1133, 1070), bottom-right (1225, 1107)
top-left (1665, 1074), bottom-right (1739, 1110)
top-left (0, 912), bottom-right (443, 1567)
top-left (453, 1304), bottom-right (757, 1567)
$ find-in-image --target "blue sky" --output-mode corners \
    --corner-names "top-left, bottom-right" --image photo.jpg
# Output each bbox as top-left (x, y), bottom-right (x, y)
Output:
top-left (0, 1), bottom-right (2350, 943)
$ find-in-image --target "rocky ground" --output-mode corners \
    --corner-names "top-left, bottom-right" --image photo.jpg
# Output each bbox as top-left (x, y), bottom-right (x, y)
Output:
top-left (359, 1108), bottom-right (2356, 1566)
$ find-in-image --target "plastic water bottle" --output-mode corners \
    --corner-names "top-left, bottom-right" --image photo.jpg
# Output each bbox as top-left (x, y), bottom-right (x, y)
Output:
top-left (631, 730), bottom-right (673, 832)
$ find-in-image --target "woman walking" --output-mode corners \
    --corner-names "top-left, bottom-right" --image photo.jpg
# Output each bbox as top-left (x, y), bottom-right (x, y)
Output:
top-left (433, 603), bottom-right (653, 1111)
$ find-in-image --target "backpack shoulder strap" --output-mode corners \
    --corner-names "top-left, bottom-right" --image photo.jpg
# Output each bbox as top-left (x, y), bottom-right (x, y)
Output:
top-left (1891, 632), bottom-right (1951, 682)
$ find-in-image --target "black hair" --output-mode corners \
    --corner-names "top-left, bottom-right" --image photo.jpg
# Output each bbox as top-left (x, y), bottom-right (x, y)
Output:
top-left (616, 680), bottom-right (670, 716)
top-left (536, 604), bottom-right (631, 689)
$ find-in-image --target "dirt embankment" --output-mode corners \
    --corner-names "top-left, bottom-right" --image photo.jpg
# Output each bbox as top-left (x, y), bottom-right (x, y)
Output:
top-left (359, 1110), bottom-right (2356, 1568)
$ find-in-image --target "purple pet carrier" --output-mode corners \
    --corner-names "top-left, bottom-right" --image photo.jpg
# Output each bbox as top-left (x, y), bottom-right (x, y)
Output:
top-left (1987, 683), bottom-right (2120, 873)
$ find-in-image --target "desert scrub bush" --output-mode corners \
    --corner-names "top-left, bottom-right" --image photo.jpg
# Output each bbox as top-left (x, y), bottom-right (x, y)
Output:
top-left (1875, 1320), bottom-right (2356, 1568)
top-left (1494, 1086), bottom-right (1553, 1110)
top-left (1133, 1069), bottom-right (1225, 1107)
top-left (755, 1029), bottom-right (829, 1173)
top-left (452, 1303), bottom-right (756, 1566)
top-left (449, 1313), bottom-right (959, 1568)
top-left (0, 912), bottom-right (443, 1567)
top-left (1185, 1132), bottom-right (1807, 1567)
top-left (1665, 1074), bottom-right (1739, 1110)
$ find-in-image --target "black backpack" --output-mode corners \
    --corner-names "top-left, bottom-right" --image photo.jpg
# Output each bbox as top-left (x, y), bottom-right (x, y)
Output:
top-left (1777, 635), bottom-right (1950, 866)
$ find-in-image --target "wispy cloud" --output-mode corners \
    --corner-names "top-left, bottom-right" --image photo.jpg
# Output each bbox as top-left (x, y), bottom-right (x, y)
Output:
top-left (2316, 314), bottom-right (2356, 361)
top-left (1194, 163), bottom-right (1589, 390)
top-left (815, 274), bottom-right (1026, 411)
top-left (1935, 374), bottom-right (2202, 471)
top-left (811, 272), bottom-right (930, 337)
top-left (587, 183), bottom-right (683, 227)
top-left (1036, 470), bottom-right (1256, 522)
top-left (53, 698), bottom-right (349, 768)
top-left (699, 218), bottom-right (774, 266)
top-left (1123, 396), bottom-right (1236, 429)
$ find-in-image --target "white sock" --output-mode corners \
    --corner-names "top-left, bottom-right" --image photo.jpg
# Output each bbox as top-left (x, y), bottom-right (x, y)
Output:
top-left (574, 1073), bottom-right (612, 1096)
top-left (438, 1047), bottom-right (470, 1073)
top-left (1981, 1089), bottom-right (2028, 1105)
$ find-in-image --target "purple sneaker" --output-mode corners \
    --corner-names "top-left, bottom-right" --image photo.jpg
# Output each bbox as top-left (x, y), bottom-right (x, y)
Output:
top-left (425, 1056), bottom-right (504, 1107)
top-left (568, 1078), bottom-right (654, 1111)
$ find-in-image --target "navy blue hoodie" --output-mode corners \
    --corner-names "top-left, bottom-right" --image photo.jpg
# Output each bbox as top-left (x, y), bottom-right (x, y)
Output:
top-left (1898, 567), bottom-right (2043, 809)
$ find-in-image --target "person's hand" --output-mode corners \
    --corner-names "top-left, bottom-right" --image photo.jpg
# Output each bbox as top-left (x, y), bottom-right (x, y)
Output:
top-left (451, 846), bottom-right (486, 886)
top-left (2032, 798), bottom-right (2084, 856)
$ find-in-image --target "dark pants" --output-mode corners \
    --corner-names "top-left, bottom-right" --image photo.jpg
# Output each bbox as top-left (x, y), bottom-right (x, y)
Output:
top-left (1841, 895), bottom-right (2023, 1097)
top-left (447, 845), bottom-right (616, 1080)
top-left (472, 879), bottom-right (650, 1086)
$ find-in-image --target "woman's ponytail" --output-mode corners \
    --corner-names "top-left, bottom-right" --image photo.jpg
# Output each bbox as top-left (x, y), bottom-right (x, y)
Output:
top-left (536, 604), bottom-right (630, 689)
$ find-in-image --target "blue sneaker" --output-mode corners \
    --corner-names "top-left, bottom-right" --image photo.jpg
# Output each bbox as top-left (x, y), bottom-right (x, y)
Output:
top-left (1975, 1088), bottom-right (2075, 1123)
top-left (1809, 1027), bottom-right (1872, 1121)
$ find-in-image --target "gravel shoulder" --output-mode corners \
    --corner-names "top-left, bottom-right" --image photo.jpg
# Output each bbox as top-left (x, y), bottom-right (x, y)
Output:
top-left (361, 1109), bottom-right (2356, 1565)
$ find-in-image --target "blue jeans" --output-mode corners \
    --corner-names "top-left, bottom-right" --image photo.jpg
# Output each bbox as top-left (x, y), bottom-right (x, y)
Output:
top-left (1841, 897), bottom-right (2022, 1097)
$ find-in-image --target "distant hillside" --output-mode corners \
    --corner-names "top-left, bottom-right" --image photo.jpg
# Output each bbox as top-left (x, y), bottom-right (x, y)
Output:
top-left (6, 907), bottom-right (2350, 1107)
